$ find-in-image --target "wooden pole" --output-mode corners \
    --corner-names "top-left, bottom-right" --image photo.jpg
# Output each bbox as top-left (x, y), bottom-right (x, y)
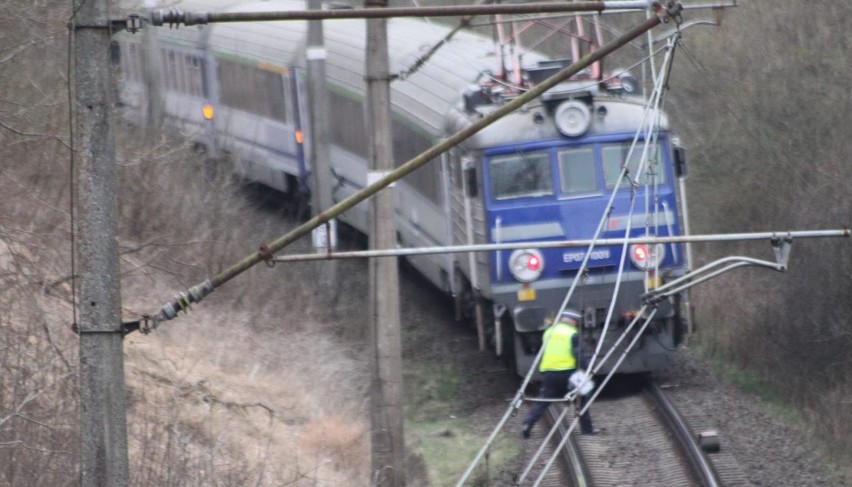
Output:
top-left (365, 1), bottom-right (404, 484)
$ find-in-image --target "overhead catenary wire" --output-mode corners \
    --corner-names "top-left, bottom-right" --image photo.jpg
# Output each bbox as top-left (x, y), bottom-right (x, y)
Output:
top-left (516, 308), bottom-right (656, 485)
top-left (514, 40), bottom-right (678, 485)
top-left (394, 0), bottom-right (496, 81)
top-left (585, 37), bottom-right (677, 377)
top-left (533, 38), bottom-right (674, 483)
top-left (270, 229), bottom-right (849, 262)
top-left (517, 307), bottom-right (650, 483)
top-left (477, 41), bottom-right (669, 96)
top-left (530, 309), bottom-right (659, 487)
top-left (453, 14), bottom-right (690, 487)
top-left (454, 17), bottom-right (683, 487)
top-left (530, 34), bottom-right (676, 384)
top-left (67, 10), bottom-right (78, 343)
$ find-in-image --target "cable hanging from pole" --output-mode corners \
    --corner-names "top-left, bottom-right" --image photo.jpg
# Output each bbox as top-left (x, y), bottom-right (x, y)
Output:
top-left (585, 36), bottom-right (676, 378)
top-left (520, 36), bottom-right (679, 485)
top-left (453, 12), bottom-right (683, 487)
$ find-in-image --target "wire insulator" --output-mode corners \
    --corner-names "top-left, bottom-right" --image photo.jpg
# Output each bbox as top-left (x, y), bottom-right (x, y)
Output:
top-left (149, 8), bottom-right (210, 28)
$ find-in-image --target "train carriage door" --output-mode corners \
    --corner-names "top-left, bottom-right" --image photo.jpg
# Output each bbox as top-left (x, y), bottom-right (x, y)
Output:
top-left (439, 149), bottom-right (455, 294)
top-left (289, 68), bottom-right (310, 195)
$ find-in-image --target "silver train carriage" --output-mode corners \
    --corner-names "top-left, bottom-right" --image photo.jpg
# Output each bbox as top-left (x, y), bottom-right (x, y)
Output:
top-left (115, 0), bottom-right (689, 376)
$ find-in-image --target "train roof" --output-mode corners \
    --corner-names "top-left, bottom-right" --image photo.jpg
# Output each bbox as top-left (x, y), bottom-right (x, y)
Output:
top-left (446, 94), bottom-right (670, 151)
top-left (150, 0), bottom-right (548, 136)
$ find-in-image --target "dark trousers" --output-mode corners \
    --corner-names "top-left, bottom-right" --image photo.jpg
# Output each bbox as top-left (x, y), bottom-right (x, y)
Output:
top-left (524, 370), bottom-right (594, 433)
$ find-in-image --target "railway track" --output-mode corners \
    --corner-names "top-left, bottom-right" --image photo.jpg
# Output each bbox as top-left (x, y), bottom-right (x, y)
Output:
top-left (515, 378), bottom-right (747, 486)
top-left (514, 405), bottom-right (584, 486)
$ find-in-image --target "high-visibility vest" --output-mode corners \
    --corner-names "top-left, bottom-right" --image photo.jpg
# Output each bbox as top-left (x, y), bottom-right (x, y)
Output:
top-left (539, 322), bottom-right (578, 371)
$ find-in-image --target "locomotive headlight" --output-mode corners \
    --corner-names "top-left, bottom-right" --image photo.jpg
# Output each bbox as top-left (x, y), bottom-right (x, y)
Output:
top-left (629, 242), bottom-right (666, 271)
top-left (509, 249), bottom-right (545, 282)
top-left (554, 100), bottom-right (591, 137)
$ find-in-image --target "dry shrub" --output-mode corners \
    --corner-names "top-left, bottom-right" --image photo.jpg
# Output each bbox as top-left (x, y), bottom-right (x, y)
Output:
top-left (299, 415), bottom-right (369, 473)
top-left (806, 384), bottom-right (852, 450)
top-left (0, 237), bottom-right (78, 486)
top-left (119, 252), bottom-right (370, 485)
top-left (669, 0), bottom-right (852, 456)
top-left (123, 320), bottom-right (370, 485)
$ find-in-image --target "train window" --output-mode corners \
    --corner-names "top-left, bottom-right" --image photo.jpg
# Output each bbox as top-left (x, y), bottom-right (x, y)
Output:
top-left (558, 147), bottom-right (597, 195)
top-left (393, 120), bottom-right (439, 203)
top-left (129, 43), bottom-right (143, 83)
top-left (602, 142), bottom-right (666, 189)
top-left (110, 40), bottom-right (120, 65)
top-left (488, 151), bottom-right (553, 200)
top-left (174, 51), bottom-right (187, 93)
top-left (217, 58), bottom-right (287, 122)
top-left (452, 154), bottom-right (463, 191)
top-left (328, 90), bottom-right (366, 157)
top-left (185, 54), bottom-right (203, 96)
top-left (123, 43), bottom-right (137, 81)
top-left (159, 50), bottom-right (169, 88)
top-left (165, 50), bottom-right (180, 92)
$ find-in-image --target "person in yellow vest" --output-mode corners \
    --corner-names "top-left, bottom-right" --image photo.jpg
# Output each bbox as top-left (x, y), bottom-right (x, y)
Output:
top-left (521, 308), bottom-right (596, 438)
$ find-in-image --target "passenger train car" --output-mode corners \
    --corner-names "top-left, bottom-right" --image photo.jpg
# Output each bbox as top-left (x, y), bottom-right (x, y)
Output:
top-left (115, 0), bottom-right (688, 376)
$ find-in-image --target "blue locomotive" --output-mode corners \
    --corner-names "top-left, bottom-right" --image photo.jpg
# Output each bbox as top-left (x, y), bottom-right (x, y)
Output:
top-left (116, 0), bottom-right (688, 376)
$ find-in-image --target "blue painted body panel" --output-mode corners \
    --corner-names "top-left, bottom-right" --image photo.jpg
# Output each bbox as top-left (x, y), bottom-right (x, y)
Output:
top-left (482, 133), bottom-right (683, 290)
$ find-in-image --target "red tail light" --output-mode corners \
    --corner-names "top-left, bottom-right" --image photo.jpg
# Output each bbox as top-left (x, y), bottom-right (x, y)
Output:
top-left (509, 249), bottom-right (545, 282)
top-left (629, 242), bottom-right (665, 270)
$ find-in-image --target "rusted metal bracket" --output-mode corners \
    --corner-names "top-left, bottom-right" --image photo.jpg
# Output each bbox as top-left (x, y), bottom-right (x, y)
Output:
top-left (71, 319), bottom-right (145, 336)
top-left (70, 14), bottom-right (143, 33)
top-left (641, 235), bottom-right (795, 305)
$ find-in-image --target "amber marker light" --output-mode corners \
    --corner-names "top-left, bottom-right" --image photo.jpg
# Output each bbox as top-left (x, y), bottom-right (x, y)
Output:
top-left (295, 129), bottom-right (304, 144)
top-left (202, 103), bottom-right (214, 120)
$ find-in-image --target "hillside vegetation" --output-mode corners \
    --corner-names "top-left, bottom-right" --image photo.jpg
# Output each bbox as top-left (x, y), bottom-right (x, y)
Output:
top-left (666, 1), bottom-right (851, 455)
top-left (1, 0), bottom-right (849, 485)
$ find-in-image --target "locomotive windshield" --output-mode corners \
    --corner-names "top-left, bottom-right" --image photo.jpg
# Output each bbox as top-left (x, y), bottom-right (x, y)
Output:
top-left (558, 147), bottom-right (597, 196)
top-left (489, 151), bottom-right (553, 200)
top-left (602, 141), bottom-right (666, 188)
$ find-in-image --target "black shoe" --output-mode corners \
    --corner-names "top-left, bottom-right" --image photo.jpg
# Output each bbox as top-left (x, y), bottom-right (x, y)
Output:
top-left (581, 428), bottom-right (600, 436)
top-left (522, 422), bottom-right (532, 439)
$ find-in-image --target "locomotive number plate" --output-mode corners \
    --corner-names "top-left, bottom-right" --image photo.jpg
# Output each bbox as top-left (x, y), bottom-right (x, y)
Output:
top-left (517, 288), bottom-right (536, 301)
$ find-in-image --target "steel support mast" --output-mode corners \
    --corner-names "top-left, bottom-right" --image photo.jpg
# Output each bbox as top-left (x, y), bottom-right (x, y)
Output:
top-left (72, 0), bottom-right (130, 484)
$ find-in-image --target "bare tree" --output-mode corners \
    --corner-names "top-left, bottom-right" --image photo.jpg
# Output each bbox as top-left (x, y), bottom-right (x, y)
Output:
top-left (667, 0), bottom-right (852, 453)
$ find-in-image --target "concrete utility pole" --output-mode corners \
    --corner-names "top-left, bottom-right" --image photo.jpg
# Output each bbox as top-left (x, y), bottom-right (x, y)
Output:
top-left (307, 0), bottom-right (338, 291)
top-left (365, 0), bottom-right (404, 484)
top-left (307, 0), bottom-right (332, 213)
top-left (72, 0), bottom-right (130, 485)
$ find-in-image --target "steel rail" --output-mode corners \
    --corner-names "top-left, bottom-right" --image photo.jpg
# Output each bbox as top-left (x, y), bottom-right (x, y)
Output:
top-left (528, 309), bottom-right (658, 486)
top-left (544, 407), bottom-right (589, 487)
top-left (148, 1), bottom-right (656, 27)
top-left (147, 7), bottom-right (680, 328)
top-left (645, 381), bottom-right (721, 487)
top-left (270, 229), bottom-right (849, 262)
